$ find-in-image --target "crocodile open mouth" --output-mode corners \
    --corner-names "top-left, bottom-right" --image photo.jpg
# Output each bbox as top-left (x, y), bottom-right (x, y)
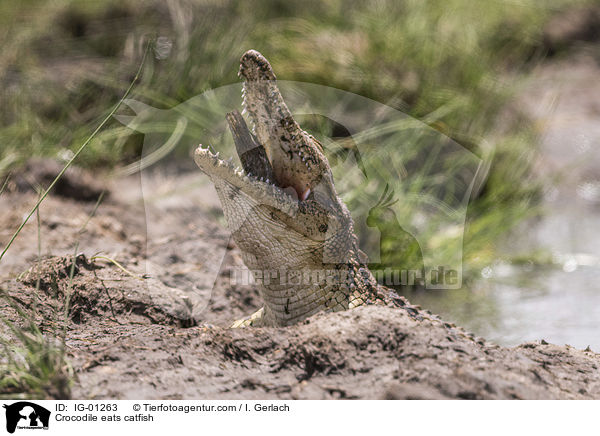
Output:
top-left (194, 102), bottom-right (311, 206)
top-left (194, 145), bottom-right (302, 209)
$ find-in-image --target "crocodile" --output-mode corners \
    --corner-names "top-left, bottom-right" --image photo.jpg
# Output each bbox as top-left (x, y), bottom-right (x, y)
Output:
top-left (194, 50), bottom-right (430, 328)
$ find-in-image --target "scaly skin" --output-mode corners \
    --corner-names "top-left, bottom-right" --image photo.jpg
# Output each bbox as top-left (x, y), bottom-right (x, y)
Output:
top-left (194, 50), bottom-right (448, 329)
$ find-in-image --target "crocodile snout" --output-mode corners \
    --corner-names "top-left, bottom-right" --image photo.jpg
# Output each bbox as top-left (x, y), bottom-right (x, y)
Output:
top-left (239, 50), bottom-right (277, 81)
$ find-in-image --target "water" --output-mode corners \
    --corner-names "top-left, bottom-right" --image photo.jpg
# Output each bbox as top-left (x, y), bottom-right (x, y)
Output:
top-left (407, 265), bottom-right (600, 350)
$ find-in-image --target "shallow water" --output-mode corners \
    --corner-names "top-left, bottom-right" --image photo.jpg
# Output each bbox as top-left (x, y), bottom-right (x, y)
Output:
top-left (407, 265), bottom-right (600, 350)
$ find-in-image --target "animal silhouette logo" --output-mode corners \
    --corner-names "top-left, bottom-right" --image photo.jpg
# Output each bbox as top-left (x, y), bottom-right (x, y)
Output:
top-left (366, 184), bottom-right (424, 284)
top-left (3, 402), bottom-right (50, 433)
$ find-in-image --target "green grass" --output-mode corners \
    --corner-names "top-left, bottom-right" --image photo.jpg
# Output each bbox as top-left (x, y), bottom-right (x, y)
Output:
top-left (0, 0), bottom-right (586, 167)
top-left (0, 294), bottom-right (72, 399)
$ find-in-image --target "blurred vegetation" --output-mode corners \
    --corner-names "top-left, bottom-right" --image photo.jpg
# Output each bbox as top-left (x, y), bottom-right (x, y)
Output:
top-left (0, 0), bottom-right (594, 280)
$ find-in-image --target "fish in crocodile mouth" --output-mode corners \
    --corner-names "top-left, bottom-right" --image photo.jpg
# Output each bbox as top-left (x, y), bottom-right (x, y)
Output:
top-left (195, 50), bottom-right (340, 210)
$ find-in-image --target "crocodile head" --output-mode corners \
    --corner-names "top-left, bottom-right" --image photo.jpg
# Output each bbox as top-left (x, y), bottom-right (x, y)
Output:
top-left (194, 50), bottom-right (365, 325)
top-left (195, 49), bottom-right (354, 248)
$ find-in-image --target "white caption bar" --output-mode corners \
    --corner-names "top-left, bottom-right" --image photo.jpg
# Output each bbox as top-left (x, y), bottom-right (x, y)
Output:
top-left (0, 400), bottom-right (594, 436)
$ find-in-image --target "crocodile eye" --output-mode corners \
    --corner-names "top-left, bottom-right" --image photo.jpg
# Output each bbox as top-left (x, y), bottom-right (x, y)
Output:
top-left (319, 223), bottom-right (328, 233)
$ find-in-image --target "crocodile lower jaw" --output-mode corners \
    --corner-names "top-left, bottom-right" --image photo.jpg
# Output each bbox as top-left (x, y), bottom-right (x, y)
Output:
top-left (194, 145), bottom-right (300, 209)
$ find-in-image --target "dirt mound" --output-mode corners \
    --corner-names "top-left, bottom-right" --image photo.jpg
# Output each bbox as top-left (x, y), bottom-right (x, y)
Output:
top-left (9, 252), bottom-right (600, 399)
top-left (17, 254), bottom-right (202, 327)
top-left (68, 305), bottom-right (600, 399)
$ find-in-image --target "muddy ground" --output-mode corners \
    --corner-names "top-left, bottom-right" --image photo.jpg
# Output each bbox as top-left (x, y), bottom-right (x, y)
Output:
top-left (1, 160), bottom-right (599, 400)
